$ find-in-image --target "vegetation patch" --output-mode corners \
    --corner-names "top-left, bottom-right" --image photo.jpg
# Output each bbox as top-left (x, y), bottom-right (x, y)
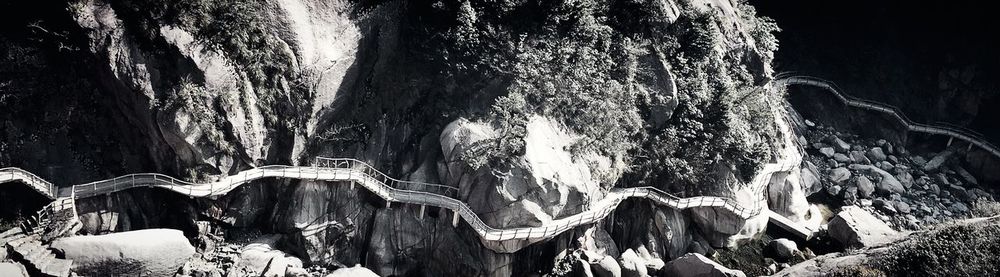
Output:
top-left (871, 219), bottom-right (1000, 276)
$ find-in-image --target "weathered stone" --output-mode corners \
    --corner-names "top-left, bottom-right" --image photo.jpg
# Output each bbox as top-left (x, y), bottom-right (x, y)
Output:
top-left (956, 167), bottom-right (979, 186)
top-left (828, 136), bottom-right (851, 153)
top-left (855, 176), bottom-right (875, 199)
top-left (587, 253), bottom-right (622, 277)
top-left (911, 156), bottom-right (928, 167)
top-left (227, 235), bottom-right (303, 277)
top-left (951, 202), bottom-right (970, 213)
top-left (852, 164), bottom-right (905, 195)
top-left (841, 186), bottom-right (858, 202)
top-left (849, 151), bottom-right (870, 164)
top-left (326, 265), bottom-right (379, 277)
top-left (834, 153), bottom-right (852, 163)
top-left (827, 185), bottom-right (842, 197)
top-left (876, 161), bottom-right (894, 172)
top-left (819, 147), bottom-right (836, 158)
top-left (619, 249), bottom-right (648, 277)
top-left (51, 229), bottom-right (195, 276)
top-left (895, 172), bottom-right (914, 189)
top-left (922, 150), bottom-right (953, 172)
top-left (664, 253), bottom-right (746, 277)
top-left (894, 201), bottom-right (911, 214)
top-left (768, 170), bottom-right (810, 222)
top-left (873, 199), bottom-right (896, 214)
top-left (0, 263), bottom-right (28, 277)
top-left (828, 167), bottom-right (851, 184)
top-left (877, 176), bottom-right (905, 195)
top-left (827, 206), bottom-right (899, 248)
top-left (866, 147), bottom-right (887, 162)
top-left (800, 161), bottom-right (823, 195)
top-left (766, 239), bottom-right (799, 262)
top-left (949, 185), bottom-right (971, 202)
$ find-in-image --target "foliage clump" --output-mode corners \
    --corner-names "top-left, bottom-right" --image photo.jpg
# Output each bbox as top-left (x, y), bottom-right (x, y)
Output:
top-left (414, 0), bottom-right (782, 188)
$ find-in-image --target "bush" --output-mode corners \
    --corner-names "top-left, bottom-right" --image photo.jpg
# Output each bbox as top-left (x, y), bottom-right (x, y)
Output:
top-left (409, 0), bottom-right (782, 189)
top-left (874, 221), bottom-right (1000, 275)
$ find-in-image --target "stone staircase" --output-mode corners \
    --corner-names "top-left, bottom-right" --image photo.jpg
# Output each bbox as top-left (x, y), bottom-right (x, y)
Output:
top-left (1, 202), bottom-right (76, 277)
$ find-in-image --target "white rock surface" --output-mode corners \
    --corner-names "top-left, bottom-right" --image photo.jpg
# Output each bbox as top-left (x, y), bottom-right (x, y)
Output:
top-left (664, 253), bottom-right (746, 277)
top-left (51, 229), bottom-right (195, 276)
top-left (325, 264), bottom-right (379, 277)
top-left (0, 263), bottom-right (28, 277)
top-left (826, 206), bottom-right (899, 248)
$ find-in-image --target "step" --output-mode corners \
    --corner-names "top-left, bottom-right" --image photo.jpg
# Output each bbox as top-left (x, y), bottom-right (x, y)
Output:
top-left (0, 228), bottom-right (25, 245)
top-left (25, 243), bottom-right (48, 262)
top-left (7, 234), bottom-right (37, 248)
top-left (42, 259), bottom-right (72, 277)
top-left (27, 245), bottom-right (50, 262)
top-left (33, 253), bottom-right (56, 273)
top-left (13, 240), bottom-right (41, 257)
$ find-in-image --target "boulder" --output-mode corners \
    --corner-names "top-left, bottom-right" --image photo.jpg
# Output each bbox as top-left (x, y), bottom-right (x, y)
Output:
top-left (877, 176), bottom-right (906, 195)
top-left (227, 235), bottom-right (303, 277)
top-left (799, 161), bottom-right (824, 195)
top-left (51, 229), bottom-right (195, 276)
top-left (827, 206), bottom-right (899, 248)
top-left (895, 172), bottom-right (914, 189)
top-left (867, 147), bottom-right (887, 162)
top-left (834, 153), bottom-right (852, 163)
top-left (893, 201), bottom-right (911, 214)
top-left (922, 150), bottom-right (953, 172)
top-left (827, 185), bottom-right (842, 197)
top-left (326, 265), bottom-right (379, 277)
top-left (664, 253), bottom-right (746, 277)
top-left (855, 176), bottom-right (875, 199)
top-left (873, 199), bottom-right (896, 214)
top-left (850, 164), bottom-right (904, 195)
top-left (819, 147), bottom-right (836, 158)
top-left (849, 151), bottom-right (870, 164)
top-left (619, 249), bottom-right (648, 277)
top-left (842, 186), bottom-right (858, 202)
top-left (949, 185), bottom-right (972, 202)
top-left (587, 253), bottom-right (622, 277)
top-left (828, 136), bottom-right (851, 153)
top-left (0, 263), bottom-right (28, 277)
top-left (828, 168), bottom-right (851, 184)
top-left (956, 167), bottom-right (979, 186)
top-left (765, 239), bottom-right (798, 262)
top-left (768, 170), bottom-right (810, 222)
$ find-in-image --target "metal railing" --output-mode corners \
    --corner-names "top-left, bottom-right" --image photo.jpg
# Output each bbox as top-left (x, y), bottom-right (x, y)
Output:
top-left (0, 151), bottom-right (802, 246)
top-left (777, 75), bottom-right (1000, 158)
top-left (0, 167), bottom-right (58, 199)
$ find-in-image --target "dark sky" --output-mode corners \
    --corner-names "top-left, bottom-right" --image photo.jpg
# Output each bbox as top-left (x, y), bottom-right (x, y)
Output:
top-left (750, 0), bottom-right (1000, 143)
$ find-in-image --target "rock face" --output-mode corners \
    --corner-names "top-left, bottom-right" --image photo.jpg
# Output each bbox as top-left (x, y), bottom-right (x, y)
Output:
top-left (827, 206), bottom-right (899, 248)
top-left (51, 229), bottom-right (196, 276)
top-left (768, 169), bottom-right (810, 222)
top-left (664, 253), bottom-right (746, 277)
top-left (439, 116), bottom-right (619, 249)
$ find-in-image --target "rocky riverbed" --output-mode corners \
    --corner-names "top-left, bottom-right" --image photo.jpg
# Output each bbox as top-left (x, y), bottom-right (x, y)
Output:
top-left (799, 120), bottom-right (992, 231)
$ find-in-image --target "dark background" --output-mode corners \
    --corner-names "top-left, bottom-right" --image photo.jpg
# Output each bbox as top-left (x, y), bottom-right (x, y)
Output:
top-left (751, 0), bottom-right (1000, 143)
